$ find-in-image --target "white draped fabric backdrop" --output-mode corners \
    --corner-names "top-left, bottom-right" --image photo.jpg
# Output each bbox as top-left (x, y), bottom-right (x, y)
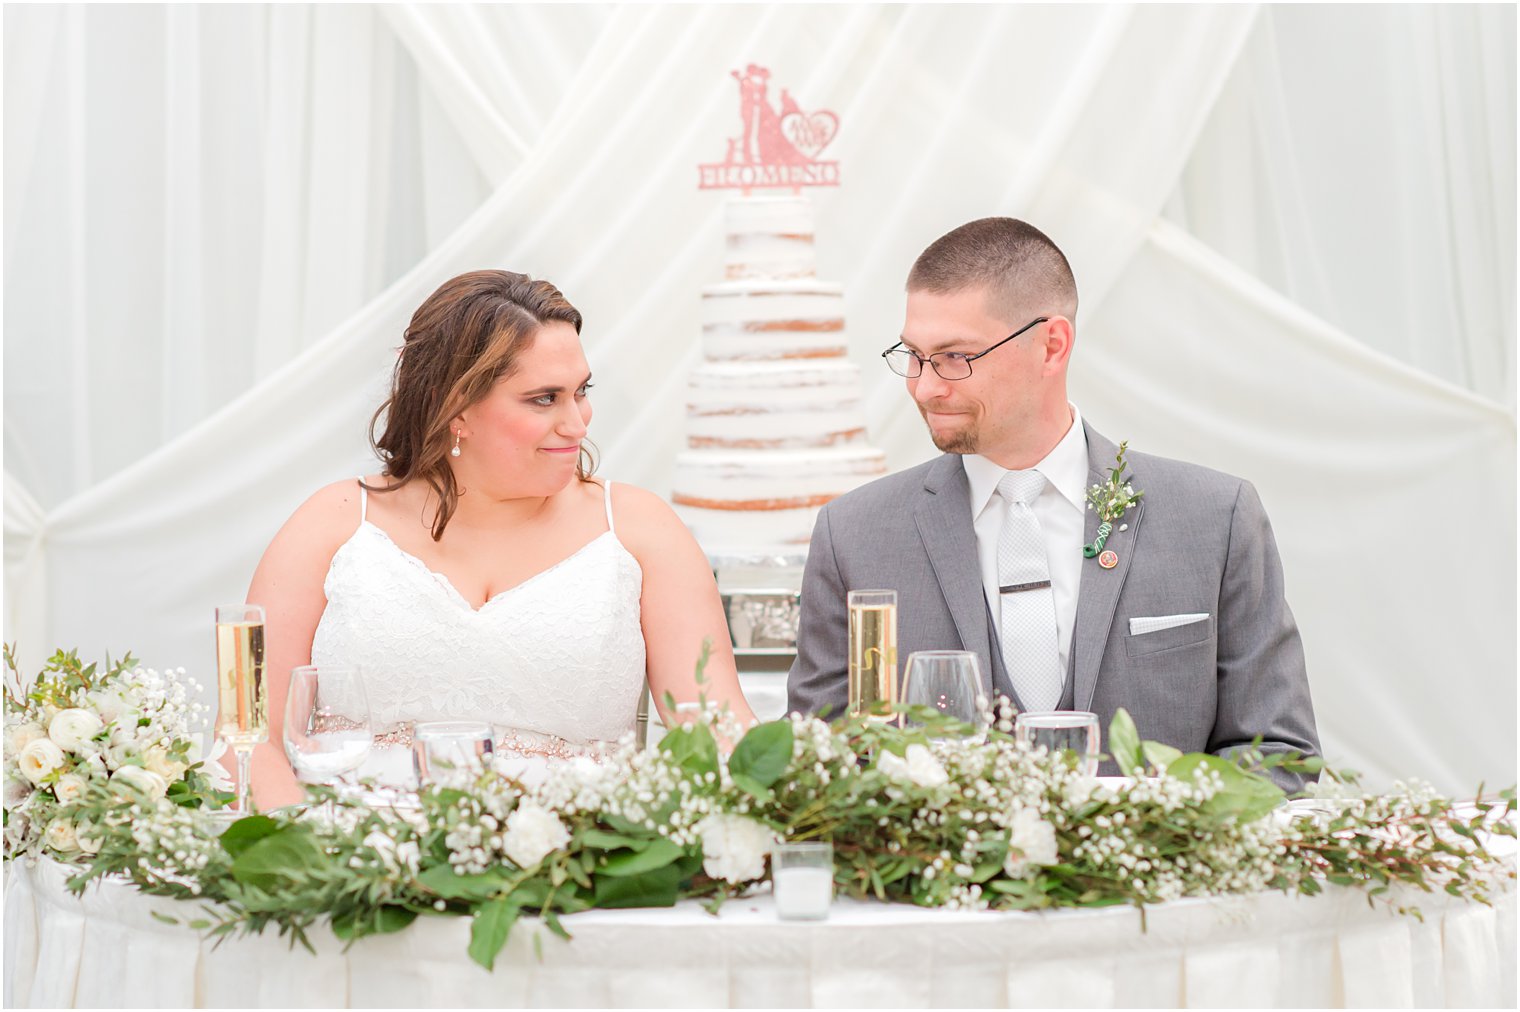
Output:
top-left (4, 5), bottom-right (1514, 795)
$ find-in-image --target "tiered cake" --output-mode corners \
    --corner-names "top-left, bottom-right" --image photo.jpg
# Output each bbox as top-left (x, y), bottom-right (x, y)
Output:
top-left (672, 196), bottom-right (887, 557)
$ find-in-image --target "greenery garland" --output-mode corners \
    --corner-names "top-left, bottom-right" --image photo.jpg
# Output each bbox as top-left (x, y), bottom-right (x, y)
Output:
top-left (5, 650), bottom-right (1515, 972)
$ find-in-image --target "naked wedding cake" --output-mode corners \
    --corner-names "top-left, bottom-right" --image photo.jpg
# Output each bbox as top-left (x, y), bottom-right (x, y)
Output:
top-left (672, 196), bottom-right (887, 557)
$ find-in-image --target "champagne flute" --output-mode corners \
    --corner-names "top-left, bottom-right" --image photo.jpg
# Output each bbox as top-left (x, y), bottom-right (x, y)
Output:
top-left (215, 604), bottom-right (268, 814)
top-left (848, 590), bottom-right (897, 720)
top-left (282, 665), bottom-right (372, 813)
top-left (899, 651), bottom-right (983, 737)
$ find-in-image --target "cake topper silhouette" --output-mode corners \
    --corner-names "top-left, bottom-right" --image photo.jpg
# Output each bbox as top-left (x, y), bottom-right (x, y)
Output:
top-left (699, 64), bottom-right (840, 193)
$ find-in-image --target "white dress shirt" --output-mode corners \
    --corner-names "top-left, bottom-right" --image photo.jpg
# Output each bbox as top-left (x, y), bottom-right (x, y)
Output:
top-left (963, 405), bottom-right (1088, 678)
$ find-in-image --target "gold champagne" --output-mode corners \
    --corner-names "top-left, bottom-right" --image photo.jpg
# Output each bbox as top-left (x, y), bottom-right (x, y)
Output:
top-left (216, 620), bottom-right (268, 747)
top-left (848, 602), bottom-right (898, 718)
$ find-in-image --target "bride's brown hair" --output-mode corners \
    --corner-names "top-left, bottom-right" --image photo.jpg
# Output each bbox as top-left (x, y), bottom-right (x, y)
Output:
top-left (365, 270), bottom-right (597, 540)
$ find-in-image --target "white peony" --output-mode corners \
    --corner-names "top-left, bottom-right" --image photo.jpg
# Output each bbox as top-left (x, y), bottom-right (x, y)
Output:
top-left (502, 801), bottom-right (571, 869)
top-left (1004, 807), bottom-right (1059, 877)
top-left (877, 744), bottom-right (949, 789)
top-left (43, 818), bottom-right (80, 853)
top-left (696, 814), bottom-right (776, 884)
top-left (110, 764), bottom-right (169, 799)
top-left (53, 773), bottom-right (90, 804)
top-left (6, 721), bottom-right (45, 754)
top-left (18, 738), bottom-right (65, 784)
top-left (142, 746), bottom-right (188, 783)
top-left (47, 708), bottom-right (104, 754)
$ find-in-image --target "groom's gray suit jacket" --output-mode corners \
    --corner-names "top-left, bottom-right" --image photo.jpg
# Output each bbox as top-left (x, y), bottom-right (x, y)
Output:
top-left (786, 423), bottom-right (1320, 790)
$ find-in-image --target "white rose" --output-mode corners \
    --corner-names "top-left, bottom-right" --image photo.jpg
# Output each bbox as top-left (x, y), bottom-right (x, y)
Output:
top-left (53, 773), bottom-right (90, 804)
top-left (142, 746), bottom-right (187, 783)
top-left (43, 817), bottom-right (80, 854)
top-left (110, 765), bottom-right (169, 799)
top-left (1004, 807), bottom-right (1059, 877)
top-left (6, 721), bottom-right (45, 754)
top-left (696, 814), bottom-right (776, 884)
top-left (47, 708), bottom-right (104, 754)
top-left (18, 738), bottom-right (65, 784)
top-left (502, 801), bottom-right (570, 869)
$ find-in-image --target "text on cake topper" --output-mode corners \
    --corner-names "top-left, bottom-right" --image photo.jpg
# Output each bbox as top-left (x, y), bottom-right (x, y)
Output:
top-left (698, 64), bottom-right (840, 192)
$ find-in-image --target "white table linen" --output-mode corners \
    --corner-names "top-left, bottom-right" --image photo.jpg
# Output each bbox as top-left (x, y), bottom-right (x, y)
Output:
top-left (5, 855), bottom-right (1514, 1008)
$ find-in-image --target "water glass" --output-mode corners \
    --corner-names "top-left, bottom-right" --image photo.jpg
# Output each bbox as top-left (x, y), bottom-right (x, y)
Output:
top-left (899, 651), bottom-right (983, 735)
top-left (412, 721), bottom-right (494, 785)
top-left (1015, 710), bottom-right (1101, 775)
top-left (282, 665), bottom-right (372, 791)
top-left (772, 841), bottom-right (834, 921)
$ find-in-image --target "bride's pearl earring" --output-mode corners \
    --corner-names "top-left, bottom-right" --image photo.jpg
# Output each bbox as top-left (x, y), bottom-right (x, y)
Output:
top-left (451, 432), bottom-right (462, 458)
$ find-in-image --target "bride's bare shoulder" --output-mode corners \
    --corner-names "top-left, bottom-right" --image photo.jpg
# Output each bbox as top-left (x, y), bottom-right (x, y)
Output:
top-left (599, 480), bottom-right (691, 550)
top-left (269, 478), bottom-right (373, 553)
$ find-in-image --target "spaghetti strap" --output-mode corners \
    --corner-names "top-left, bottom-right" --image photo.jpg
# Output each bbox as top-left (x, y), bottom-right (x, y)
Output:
top-left (603, 480), bottom-right (616, 535)
top-left (356, 477), bottom-right (368, 524)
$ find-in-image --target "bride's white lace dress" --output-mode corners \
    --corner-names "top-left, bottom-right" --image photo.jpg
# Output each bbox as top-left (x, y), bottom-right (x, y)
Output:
top-left (310, 479), bottom-right (646, 785)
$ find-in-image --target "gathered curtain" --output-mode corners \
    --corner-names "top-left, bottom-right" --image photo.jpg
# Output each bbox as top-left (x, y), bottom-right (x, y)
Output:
top-left (4, 4), bottom-right (1512, 793)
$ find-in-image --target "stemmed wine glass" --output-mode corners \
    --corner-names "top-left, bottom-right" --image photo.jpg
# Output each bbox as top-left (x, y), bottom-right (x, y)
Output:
top-left (282, 665), bottom-right (372, 813)
top-left (214, 604), bottom-right (268, 815)
top-left (899, 650), bottom-right (984, 738)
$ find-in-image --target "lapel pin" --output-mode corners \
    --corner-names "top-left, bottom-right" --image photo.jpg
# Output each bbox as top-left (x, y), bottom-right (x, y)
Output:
top-left (1098, 550), bottom-right (1119, 569)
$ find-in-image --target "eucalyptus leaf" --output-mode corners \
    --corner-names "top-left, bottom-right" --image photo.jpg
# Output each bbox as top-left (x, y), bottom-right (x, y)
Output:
top-left (1166, 753), bottom-right (1284, 822)
top-left (658, 720), bottom-right (719, 775)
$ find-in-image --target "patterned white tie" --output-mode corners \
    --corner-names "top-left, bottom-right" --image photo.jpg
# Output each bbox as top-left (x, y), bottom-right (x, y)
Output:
top-left (996, 470), bottom-right (1062, 711)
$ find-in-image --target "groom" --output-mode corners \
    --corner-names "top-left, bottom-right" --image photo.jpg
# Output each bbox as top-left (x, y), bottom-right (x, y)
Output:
top-left (786, 217), bottom-right (1320, 789)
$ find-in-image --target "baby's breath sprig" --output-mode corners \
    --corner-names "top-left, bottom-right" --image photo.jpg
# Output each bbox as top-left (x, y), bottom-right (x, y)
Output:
top-left (1083, 440), bottom-right (1143, 558)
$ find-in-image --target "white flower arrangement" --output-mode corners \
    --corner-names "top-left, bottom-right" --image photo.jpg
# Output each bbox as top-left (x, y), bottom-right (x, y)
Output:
top-left (21, 655), bottom-right (1515, 975)
top-left (3, 647), bottom-right (230, 860)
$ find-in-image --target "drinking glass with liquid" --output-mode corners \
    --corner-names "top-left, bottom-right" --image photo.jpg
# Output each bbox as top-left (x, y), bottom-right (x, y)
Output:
top-left (214, 603), bottom-right (268, 814)
top-left (847, 590), bottom-right (897, 720)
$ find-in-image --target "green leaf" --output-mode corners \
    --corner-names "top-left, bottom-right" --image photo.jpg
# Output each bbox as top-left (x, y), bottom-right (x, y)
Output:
top-left (728, 720), bottom-right (794, 790)
top-left (1108, 709), bottom-right (1144, 777)
top-left (728, 772), bottom-right (773, 802)
top-left (658, 720), bottom-right (719, 776)
top-left (218, 815), bottom-right (280, 858)
top-left (598, 838), bottom-right (685, 877)
top-left (150, 910), bottom-right (179, 925)
top-left (578, 828), bottom-right (643, 850)
top-left (593, 862), bottom-right (681, 908)
top-left (1166, 753), bottom-right (1284, 822)
top-left (418, 865), bottom-right (512, 900)
top-left (229, 828), bottom-right (328, 892)
top-left (1141, 741), bottom-right (1183, 774)
top-left (468, 899), bottom-right (520, 971)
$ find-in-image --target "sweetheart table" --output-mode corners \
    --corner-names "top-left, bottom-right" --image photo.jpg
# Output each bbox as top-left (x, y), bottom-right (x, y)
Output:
top-left (5, 852), bottom-right (1514, 1008)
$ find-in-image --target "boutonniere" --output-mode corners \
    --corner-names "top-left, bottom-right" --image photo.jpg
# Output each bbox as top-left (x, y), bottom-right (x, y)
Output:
top-left (1083, 441), bottom-right (1143, 567)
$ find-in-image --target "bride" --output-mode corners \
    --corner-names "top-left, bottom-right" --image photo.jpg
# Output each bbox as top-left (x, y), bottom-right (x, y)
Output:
top-left (244, 270), bottom-right (756, 808)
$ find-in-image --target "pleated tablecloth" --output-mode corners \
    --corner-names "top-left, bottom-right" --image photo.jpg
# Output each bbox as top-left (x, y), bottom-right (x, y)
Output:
top-left (5, 854), bottom-right (1515, 1008)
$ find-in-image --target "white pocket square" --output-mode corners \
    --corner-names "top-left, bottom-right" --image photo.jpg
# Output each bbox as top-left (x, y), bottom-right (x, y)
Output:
top-left (1130, 613), bottom-right (1210, 636)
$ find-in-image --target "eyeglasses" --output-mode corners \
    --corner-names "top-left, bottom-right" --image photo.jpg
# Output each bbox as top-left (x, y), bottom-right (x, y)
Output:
top-left (881, 317), bottom-right (1050, 380)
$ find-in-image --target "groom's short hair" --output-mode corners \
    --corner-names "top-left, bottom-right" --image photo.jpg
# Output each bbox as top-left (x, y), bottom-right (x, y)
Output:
top-left (907, 218), bottom-right (1078, 326)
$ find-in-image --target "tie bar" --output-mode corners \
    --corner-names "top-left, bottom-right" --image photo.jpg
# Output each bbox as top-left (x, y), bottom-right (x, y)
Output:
top-left (1000, 580), bottom-right (1051, 594)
